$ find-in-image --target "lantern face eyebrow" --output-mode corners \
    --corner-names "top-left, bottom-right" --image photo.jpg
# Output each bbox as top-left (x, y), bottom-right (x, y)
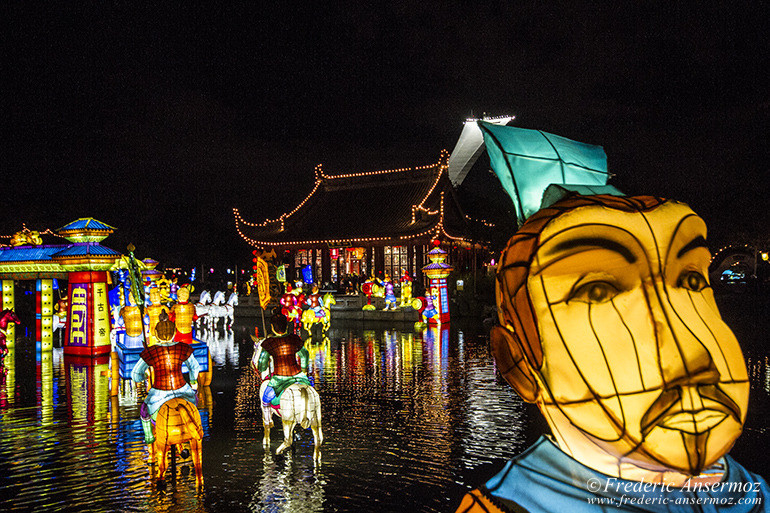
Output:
top-left (526, 200), bottom-right (749, 475)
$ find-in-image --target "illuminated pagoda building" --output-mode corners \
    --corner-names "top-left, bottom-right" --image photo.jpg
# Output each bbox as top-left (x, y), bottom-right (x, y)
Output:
top-left (234, 147), bottom-right (505, 287)
top-left (0, 218), bottom-right (121, 355)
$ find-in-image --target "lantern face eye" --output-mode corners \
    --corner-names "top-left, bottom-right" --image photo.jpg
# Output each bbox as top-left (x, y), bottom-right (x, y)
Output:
top-left (526, 201), bottom-right (748, 475)
top-left (677, 270), bottom-right (709, 292)
top-left (567, 280), bottom-right (620, 304)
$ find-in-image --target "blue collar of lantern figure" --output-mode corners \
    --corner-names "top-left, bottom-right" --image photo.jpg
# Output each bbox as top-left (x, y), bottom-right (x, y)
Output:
top-left (483, 436), bottom-right (769, 513)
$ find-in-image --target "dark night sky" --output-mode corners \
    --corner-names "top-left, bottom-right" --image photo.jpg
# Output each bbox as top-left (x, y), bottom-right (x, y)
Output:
top-left (2, 3), bottom-right (768, 270)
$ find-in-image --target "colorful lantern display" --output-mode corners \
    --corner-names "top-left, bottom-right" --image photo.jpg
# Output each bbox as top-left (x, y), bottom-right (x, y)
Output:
top-left (170, 285), bottom-right (212, 384)
top-left (361, 276), bottom-right (382, 311)
top-left (421, 246), bottom-right (453, 324)
top-left (398, 271), bottom-right (413, 307)
top-left (169, 285), bottom-right (196, 344)
top-left (302, 264), bottom-right (313, 285)
top-left (65, 271), bottom-right (113, 357)
top-left (279, 283), bottom-right (299, 328)
top-left (54, 297), bottom-right (68, 333)
top-left (380, 273), bottom-right (398, 310)
top-left (1, 282), bottom-right (15, 348)
top-left (301, 288), bottom-right (335, 332)
top-left (255, 257), bottom-right (271, 309)
top-left (119, 291), bottom-right (145, 349)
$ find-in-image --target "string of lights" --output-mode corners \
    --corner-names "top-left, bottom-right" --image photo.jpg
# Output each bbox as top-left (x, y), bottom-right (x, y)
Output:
top-left (235, 152), bottom-right (462, 247)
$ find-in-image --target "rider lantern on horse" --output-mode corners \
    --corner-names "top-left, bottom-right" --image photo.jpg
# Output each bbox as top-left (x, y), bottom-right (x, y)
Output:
top-left (257, 311), bottom-right (312, 410)
top-left (131, 311), bottom-right (201, 444)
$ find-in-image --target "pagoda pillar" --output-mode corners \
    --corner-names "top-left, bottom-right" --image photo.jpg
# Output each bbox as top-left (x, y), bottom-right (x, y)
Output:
top-left (374, 246), bottom-right (385, 278)
top-left (287, 249), bottom-right (296, 284)
top-left (365, 247), bottom-right (373, 277)
top-left (321, 248), bottom-right (331, 284)
top-left (1, 280), bottom-right (15, 348)
top-left (35, 279), bottom-right (54, 351)
top-left (407, 245), bottom-right (414, 278)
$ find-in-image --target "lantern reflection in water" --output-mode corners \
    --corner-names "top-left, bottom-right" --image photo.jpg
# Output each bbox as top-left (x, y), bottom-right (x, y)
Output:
top-left (65, 354), bottom-right (110, 426)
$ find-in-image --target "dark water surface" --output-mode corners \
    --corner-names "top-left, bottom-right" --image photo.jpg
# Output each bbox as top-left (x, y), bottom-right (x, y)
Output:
top-left (0, 293), bottom-right (767, 512)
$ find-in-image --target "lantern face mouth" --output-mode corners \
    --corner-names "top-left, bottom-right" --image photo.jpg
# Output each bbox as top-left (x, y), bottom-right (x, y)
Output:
top-left (520, 201), bottom-right (748, 475)
top-left (656, 409), bottom-right (727, 431)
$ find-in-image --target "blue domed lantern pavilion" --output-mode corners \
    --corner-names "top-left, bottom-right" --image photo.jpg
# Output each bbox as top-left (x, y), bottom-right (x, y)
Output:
top-left (0, 218), bottom-right (120, 355)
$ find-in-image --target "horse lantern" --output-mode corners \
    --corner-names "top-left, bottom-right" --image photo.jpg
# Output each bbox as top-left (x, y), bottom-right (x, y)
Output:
top-left (300, 293), bottom-right (336, 332)
top-left (149, 397), bottom-right (205, 487)
top-left (208, 291), bottom-right (238, 330)
top-left (251, 336), bottom-right (323, 462)
top-left (194, 290), bottom-right (212, 330)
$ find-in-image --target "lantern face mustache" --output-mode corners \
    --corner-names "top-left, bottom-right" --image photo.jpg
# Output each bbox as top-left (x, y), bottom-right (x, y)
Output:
top-left (496, 200), bottom-right (749, 475)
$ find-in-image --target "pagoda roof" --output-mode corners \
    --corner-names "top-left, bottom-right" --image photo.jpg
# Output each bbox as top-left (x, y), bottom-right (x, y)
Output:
top-left (234, 152), bottom-right (488, 248)
top-left (56, 218), bottom-right (116, 232)
top-left (52, 243), bottom-right (122, 258)
top-left (0, 245), bottom-right (65, 263)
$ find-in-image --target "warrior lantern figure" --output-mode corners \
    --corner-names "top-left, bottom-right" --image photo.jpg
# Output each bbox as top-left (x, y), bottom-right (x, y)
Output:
top-left (169, 285), bottom-right (197, 344)
top-left (120, 291), bottom-right (145, 348)
top-left (399, 271), bottom-right (413, 308)
top-left (131, 311), bottom-right (200, 444)
top-left (381, 272), bottom-right (397, 310)
top-left (145, 286), bottom-right (168, 346)
top-left (305, 284), bottom-right (325, 319)
top-left (257, 312), bottom-right (312, 410)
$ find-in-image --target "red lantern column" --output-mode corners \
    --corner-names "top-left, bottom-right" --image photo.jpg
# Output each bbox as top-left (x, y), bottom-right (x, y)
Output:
top-left (64, 271), bottom-right (112, 357)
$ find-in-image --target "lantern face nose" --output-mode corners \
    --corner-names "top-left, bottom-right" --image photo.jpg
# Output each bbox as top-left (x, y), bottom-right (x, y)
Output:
top-left (520, 200), bottom-right (748, 475)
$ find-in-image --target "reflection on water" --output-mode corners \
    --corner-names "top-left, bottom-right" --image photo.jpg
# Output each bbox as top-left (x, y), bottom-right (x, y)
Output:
top-left (0, 302), bottom-right (768, 512)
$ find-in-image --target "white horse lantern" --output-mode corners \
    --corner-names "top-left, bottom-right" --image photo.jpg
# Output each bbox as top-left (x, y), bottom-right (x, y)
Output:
top-left (251, 337), bottom-right (323, 462)
top-left (208, 291), bottom-right (238, 329)
top-left (194, 290), bottom-right (212, 330)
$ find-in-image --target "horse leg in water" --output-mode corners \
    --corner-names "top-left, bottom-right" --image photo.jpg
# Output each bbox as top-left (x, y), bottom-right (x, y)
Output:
top-left (311, 408), bottom-right (323, 463)
top-left (154, 437), bottom-right (170, 482)
top-left (262, 421), bottom-right (271, 447)
top-left (189, 437), bottom-right (204, 486)
top-left (260, 381), bottom-right (274, 447)
top-left (276, 419), bottom-right (296, 455)
top-left (262, 407), bottom-right (275, 447)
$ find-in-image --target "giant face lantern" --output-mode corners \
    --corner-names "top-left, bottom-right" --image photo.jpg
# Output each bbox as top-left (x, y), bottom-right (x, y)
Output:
top-left (491, 195), bottom-right (749, 478)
